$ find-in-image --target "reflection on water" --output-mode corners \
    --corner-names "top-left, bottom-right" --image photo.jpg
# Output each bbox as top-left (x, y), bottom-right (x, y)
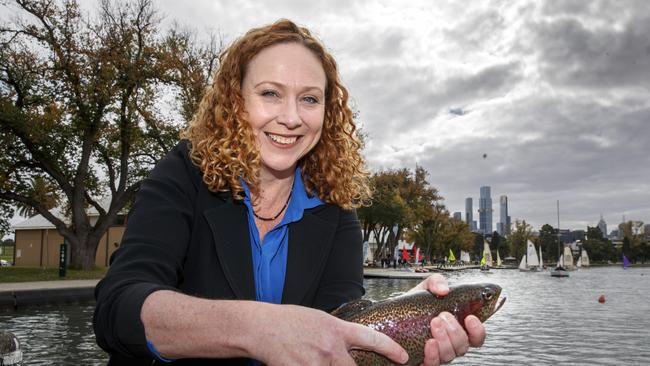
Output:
top-left (1, 266), bottom-right (649, 365)
top-left (365, 266), bottom-right (650, 366)
top-left (0, 302), bottom-right (105, 365)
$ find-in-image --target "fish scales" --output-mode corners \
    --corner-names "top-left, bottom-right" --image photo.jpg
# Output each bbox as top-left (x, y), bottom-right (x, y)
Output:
top-left (333, 283), bottom-right (504, 366)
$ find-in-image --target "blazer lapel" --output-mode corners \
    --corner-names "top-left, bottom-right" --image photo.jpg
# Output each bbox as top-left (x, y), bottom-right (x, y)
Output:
top-left (204, 195), bottom-right (256, 300)
top-left (282, 209), bottom-right (336, 305)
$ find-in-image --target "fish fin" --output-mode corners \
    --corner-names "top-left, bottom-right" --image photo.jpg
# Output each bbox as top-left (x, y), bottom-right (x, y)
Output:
top-left (330, 299), bottom-right (374, 319)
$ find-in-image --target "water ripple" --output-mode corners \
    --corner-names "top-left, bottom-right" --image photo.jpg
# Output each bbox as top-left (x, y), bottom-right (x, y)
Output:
top-left (365, 266), bottom-right (650, 365)
top-left (1, 266), bottom-right (648, 364)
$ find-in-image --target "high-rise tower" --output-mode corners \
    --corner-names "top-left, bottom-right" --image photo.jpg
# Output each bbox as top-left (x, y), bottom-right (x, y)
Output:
top-left (465, 197), bottom-right (473, 227)
top-left (478, 186), bottom-right (493, 235)
top-left (498, 195), bottom-right (509, 236)
top-left (597, 215), bottom-right (607, 238)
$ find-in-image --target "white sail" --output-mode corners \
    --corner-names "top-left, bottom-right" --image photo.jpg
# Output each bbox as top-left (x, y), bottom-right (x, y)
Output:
top-left (577, 255), bottom-right (582, 268)
top-left (518, 255), bottom-right (527, 270)
top-left (460, 250), bottom-right (471, 263)
top-left (538, 245), bottom-right (544, 270)
top-left (557, 254), bottom-right (564, 268)
top-left (483, 241), bottom-right (493, 267)
top-left (563, 247), bottom-right (574, 270)
top-left (496, 250), bottom-right (502, 267)
top-left (582, 250), bottom-right (590, 267)
top-left (526, 240), bottom-right (540, 267)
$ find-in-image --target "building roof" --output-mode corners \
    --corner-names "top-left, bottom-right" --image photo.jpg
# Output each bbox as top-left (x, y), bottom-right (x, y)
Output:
top-left (12, 208), bottom-right (65, 230)
top-left (11, 198), bottom-right (116, 231)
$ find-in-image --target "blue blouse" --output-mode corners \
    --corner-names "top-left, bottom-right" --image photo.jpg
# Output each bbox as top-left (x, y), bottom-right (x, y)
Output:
top-left (241, 167), bottom-right (324, 304)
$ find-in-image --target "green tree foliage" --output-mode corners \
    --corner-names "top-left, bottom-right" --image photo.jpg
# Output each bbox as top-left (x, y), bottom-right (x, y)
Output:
top-left (582, 226), bottom-right (616, 263)
top-left (509, 220), bottom-right (532, 261)
top-left (0, 0), bottom-right (220, 268)
top-left (358, 166), bottom-right (476, 264)
top-left (473, 233), bottom-right (484, 261)
top-left (618, 221), bottom-right (645, 262)
top-left (538, 223), bottom-right (559, 262)
top-left (490, 231), bottom-right (504, 259)
top-left (358, 167), bottom-right (442, 261)
top-left (622, 237), bottom-right (631, 261)
top-left (410, 205), bottom-right (474, 261)
top-left (15, 176), bottom-right (60, 217)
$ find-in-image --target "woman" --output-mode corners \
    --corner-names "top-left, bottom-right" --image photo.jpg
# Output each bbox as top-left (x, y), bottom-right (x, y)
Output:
top-left (93, 19), bottom-right (485, 365)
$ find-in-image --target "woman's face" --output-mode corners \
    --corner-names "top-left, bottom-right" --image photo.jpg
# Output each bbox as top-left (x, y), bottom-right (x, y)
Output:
top-left (242, 42), bottom-right (326, 178)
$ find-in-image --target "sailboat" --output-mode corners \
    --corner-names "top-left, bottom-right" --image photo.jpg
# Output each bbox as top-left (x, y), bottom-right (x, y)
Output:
top-left (519, 240), bottom-right (540, 271)
top-left (460, 250), bottom-right (470, 264)
top-left (623, 253), bottom-right (631, 269)
top-left (563, 247), bottom-right (574, 270)
top-left (496, 250), bottom-right (502, 268)
top-left (448, 249), bottom-right (456, 264)
top-left (576, 248), bottom-right (589, 268)
top-left (551, 200), bottom-right (569, 278)
top-left (581, 249), bottom-right (590, 267)
top-left (480, 252), bottom-right (488, 271)
top-left (538, 245), bottom-right (544, 270)
top-left (483, 240), bottom-right (493, 269)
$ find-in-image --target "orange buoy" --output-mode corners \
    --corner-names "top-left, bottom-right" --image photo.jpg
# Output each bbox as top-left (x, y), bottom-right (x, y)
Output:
top-left (598, 295), bottom-right (605, 303)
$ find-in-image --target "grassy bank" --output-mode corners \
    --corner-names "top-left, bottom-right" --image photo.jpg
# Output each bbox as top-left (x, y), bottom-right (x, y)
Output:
top-left (0, 266), bottom-right (108, 283)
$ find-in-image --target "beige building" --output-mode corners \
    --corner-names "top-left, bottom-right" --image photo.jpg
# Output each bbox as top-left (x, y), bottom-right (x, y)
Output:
top-left (12, 207), bottom-right (125, 268)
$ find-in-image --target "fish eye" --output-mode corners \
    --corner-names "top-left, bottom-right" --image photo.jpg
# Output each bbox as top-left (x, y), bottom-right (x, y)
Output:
top-left (483, 291), bottom-right (493, 301)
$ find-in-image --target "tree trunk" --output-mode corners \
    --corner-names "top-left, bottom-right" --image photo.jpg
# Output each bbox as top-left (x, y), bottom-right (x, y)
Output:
top-left (68, 232), bottom-right (101, 270)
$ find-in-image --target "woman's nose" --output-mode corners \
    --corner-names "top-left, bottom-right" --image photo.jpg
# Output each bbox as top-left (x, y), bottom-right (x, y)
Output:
top-left (276, 98), bottom-right (302, 128)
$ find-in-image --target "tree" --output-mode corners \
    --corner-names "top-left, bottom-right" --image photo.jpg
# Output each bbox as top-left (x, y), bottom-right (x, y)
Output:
top-left (583, 226), bottom-right (615, 263)
top-left (358, 167), bottom-right (442, 261)
top-left (538, 224), bottom-right (559, 262)
top-left (509, 220), bottom-right (532, 261)
top-left (14, 176), bottom-right (60, 217)
top-left (0, 0), bottom-right (220, 268)
top-left (619, 221), bottom-right (645, 262)
top-left (473, 233), bottom-right (484, 261)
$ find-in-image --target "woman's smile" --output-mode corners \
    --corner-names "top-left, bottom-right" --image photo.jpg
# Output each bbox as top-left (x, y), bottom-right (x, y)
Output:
top-left (265, 132), bottom-right (301, 146)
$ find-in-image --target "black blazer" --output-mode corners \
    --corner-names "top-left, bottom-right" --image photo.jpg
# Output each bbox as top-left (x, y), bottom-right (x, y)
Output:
top-left (93, 141), bottom-right (365, 365)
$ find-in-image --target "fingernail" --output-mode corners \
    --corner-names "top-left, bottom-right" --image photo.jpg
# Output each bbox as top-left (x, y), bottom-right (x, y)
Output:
top-left (435, 283), bottom-right (448, 294)
top-left (467, 316), bottom-right (481, 329)
top-left (441, 313), bottom-right (458, 331)
top-left (400, 350), bottom-right (409, 364)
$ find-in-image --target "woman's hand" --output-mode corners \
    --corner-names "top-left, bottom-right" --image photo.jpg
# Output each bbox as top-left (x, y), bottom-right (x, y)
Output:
top-left (407, 274), bottom-right (486, 366)
top-left (252, 304), bottom-right (409, 366)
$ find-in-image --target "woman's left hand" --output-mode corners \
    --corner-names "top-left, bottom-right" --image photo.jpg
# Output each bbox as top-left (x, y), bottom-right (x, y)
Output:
top-left (406, 274), bottom-right (486, 366)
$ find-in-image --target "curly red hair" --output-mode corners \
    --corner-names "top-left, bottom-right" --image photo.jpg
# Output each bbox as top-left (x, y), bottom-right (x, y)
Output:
top-left (181, 19), bottom-right (370, 209)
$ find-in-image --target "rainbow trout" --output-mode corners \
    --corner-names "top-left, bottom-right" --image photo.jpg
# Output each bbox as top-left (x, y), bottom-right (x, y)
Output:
top-left (332, 283), bottom-right (505, 366)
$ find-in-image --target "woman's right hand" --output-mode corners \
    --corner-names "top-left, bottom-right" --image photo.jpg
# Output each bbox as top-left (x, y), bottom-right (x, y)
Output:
top-left (251, 304), bottom-right (409, 366)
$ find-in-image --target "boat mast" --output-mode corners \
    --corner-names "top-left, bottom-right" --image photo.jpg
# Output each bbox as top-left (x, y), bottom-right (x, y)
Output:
top-left (557, 200), bottom-right (562, 267)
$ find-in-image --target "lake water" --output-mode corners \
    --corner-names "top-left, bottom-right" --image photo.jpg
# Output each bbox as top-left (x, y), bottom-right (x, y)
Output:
top-left (1, 266), bottom-right (649, 365)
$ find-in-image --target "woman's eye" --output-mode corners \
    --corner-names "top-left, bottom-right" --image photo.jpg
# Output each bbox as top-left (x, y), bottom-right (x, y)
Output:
top-left (302, 96), bottom-right (319, 104)
top-left (261, 90), bottom-right (279, 98)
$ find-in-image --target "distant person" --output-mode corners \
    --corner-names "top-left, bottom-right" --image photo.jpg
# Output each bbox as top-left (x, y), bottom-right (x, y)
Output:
top-left (93, 19), bottom-right (486, 365)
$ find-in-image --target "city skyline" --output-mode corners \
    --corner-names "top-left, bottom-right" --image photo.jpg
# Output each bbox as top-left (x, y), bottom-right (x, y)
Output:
top-left (460, 185), bottom-right (636, 234)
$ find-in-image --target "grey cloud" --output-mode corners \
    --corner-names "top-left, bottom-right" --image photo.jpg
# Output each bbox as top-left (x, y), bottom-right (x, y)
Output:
top-left (409, 93), bottom-right (650, 230)
top-left (349, 61), bottom-right (522, 142)
top-left (442, 8), bottom-right (506, 51)
top-left (527, 15), bottom-right (650, 89)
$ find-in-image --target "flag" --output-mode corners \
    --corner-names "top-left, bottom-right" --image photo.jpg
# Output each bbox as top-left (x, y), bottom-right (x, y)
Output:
top-left (402, 246), bottom-right (410, 260)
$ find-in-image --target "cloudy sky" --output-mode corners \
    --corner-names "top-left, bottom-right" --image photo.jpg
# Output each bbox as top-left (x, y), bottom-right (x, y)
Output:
top-left (154, 0), bottom-right (650, 233)
top-left (9, 0), bottom-right (650, 233)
